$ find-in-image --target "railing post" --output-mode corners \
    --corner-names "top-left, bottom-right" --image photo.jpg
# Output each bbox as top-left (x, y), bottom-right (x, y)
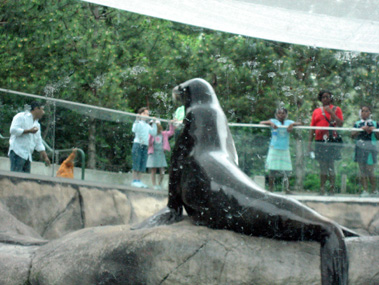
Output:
top-left (42, 141), bottom-right (86, 180)
top-left (77, 149), bottom-right (86, 180)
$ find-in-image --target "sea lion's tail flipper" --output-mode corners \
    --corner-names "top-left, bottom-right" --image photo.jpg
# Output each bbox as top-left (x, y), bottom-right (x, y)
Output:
top-left (341, 225), bottom-right (360, 237)
top-left (320, 225), bottom-right (348, 285)
top-left (131, 206), bottom-right (183, 230)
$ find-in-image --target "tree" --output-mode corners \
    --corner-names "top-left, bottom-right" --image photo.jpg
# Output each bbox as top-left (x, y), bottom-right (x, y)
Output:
top-left (1, 0), bottom-right (378, 191)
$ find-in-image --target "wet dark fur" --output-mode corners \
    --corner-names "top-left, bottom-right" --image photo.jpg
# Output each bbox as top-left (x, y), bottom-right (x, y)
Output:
top-left (133, 78), bottom-right (357, 285)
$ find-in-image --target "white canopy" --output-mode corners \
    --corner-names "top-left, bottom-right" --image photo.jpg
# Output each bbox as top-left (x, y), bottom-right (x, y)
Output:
top-left (82, 0), bottom-right (379, 54)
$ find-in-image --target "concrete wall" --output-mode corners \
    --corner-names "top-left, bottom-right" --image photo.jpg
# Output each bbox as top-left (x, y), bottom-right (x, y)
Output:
top-left (0, 170), bottom-right (378, 237)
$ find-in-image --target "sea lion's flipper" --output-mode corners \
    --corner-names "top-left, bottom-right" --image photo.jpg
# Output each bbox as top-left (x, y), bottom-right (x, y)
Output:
top-left (131, 206), bottom-right (183, 230)
top-left (341, 225), bottom-right (360, 237)
top-left (320, 226), bottom-right (348, 285)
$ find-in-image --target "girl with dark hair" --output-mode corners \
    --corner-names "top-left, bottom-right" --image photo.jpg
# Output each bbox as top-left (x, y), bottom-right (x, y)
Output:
top-left (260, 108), bottom-right (301, 193)
top-left (146, 120), bottom-right (176, 190)
top-left (308, 90), bottom-right (344, 195)
top-left (352, 105), bottom-right (378, 196)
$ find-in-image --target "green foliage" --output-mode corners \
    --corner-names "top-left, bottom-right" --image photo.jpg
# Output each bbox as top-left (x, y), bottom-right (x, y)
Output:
top-left (0, 0), bottom-right (378, 186)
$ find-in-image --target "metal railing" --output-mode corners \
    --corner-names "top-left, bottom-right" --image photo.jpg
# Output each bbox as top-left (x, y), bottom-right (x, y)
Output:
top-left (42, 142), bottom-right (86, 180)
top-left (0, 132), bottom-right (86, 180)
top-left (0, 133), bottom-right (8, 140)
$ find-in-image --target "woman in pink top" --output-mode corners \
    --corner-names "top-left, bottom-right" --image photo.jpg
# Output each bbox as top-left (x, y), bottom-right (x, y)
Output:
top-left (146, 120), bottom-right (176, 190)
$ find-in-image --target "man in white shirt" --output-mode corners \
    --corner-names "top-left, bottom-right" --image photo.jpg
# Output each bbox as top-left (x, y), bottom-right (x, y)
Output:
top-left (8, 101), bottom-right (51, 173)
top-left (131, 107), bottom-right (157, 188)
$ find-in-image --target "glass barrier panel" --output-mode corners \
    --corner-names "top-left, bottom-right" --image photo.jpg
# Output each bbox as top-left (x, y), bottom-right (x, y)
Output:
top-left (1, 91), bottom-right (378, 197)
top-left (230, 125), bottom-right (379, 196)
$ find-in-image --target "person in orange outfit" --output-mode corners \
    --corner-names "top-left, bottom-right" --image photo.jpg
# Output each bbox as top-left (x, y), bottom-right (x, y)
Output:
top-left (56, 148), bottom-right (77, 178)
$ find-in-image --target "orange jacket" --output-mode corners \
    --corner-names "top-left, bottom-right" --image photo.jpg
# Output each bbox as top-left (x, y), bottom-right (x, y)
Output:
top-left (56, 151), bottom-right (76, 178)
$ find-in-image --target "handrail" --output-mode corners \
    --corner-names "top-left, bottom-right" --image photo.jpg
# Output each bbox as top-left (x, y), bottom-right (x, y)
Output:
top-left (0, 87), bottom-right (172, 123)
top-left (43, 142), bottom-right (86, 180)
top-left (1, 133), bottom-right (86, 180)
top-left (228, 123), bottom-right (379, 132)
top-left (1, 87), bottom-right (378, 131)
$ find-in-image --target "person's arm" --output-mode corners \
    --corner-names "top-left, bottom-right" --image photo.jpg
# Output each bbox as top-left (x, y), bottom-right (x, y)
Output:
top-left (148, 134), bottom-right (154, 148)
top-left (325, 106), bottom-right (343, 127)
top-left (132, 120), bottom-right (139, 133)
top-left (149, 122), bottom-right (157, 136)
top-left (287, 122), bottom-right (301, 132)
top-left (375, 122), bottom-right (379, 139)
top-left (260, 120), bottom-right (277, 129)
top-left (362, 125), bottom-right (375, 134)
top-left (23, 127), bottom-right (39, 134)
top-left (33, 124), bottom-right (50, 165)
top-left (39, 151), bottom-right (51, 166)
top-left (10, 115), bottom-right (38, 136)
top-left (166, 121), bottom-right (176, 137)
top-left (351, 123), bottom-right (360, 139)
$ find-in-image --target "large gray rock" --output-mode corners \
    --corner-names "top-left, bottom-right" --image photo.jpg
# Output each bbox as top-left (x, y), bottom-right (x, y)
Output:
top-left (368, 213), bottom-right (379, 236)
top-left (26, 220), bottom-right (378, 285)
top-left (0, 174), bottom-right (378, 284)
top-left (0, 177), bottom-right (167, 240)
top-left (304, 201), bottom-right (379, 235)
top-left (0, 203), bottom-right (46, 285)
top-left (78, 187), bottom-right (132, 228)
top-left (127, 191), bottom-right (168, 224)
top-left (0, 178), bottom-right (82, 239)
top-left (0, 202), bottom-right (47, 245)
top-left (0, 244), bottom-right (39, 285)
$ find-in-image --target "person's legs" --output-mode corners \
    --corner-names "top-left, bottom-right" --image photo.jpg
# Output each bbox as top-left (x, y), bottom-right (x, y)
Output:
top-left (327, 160), bottom-right (336, 195)
top-left (139, 146), bottom-right (148, 172)
top-left (132, 143), bottom-right (141, 178)
top-left (150, 168), bottom-right (157, 186)
top-left (315, 141), bottom-right (329, 195)
top-left (138, 145), bottom-right (148, 188)
top-left (268, 171), bottom-right (276, 192)
top-left (23, 160), bottom-right (31, 173)
top-left (10, 150), bottom-right (30, 173)
top-left (131, 143), bottom-right (145, 187)
top-left (358, 163), bottom-right (368, 193)
top-left (318, 161), bottom-right (328, 195)
top-left (282, 171), bottom-right (291, 194)
top-left (366, 164), bottom-right (375, 193)
top-left (131, 170), bottom-right (141, 186)
top-left (158, 167), bottom-right (165, 186)
top-left (132, 170), bottom-right (138, 180)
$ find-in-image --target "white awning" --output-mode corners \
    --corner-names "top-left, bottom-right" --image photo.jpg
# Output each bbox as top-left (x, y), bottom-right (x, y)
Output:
top-left (81, 0), bottom-right (379, 54)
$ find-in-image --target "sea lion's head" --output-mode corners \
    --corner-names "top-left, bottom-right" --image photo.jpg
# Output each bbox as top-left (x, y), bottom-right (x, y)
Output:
top-left (172, 78), bottom-right (218, 108)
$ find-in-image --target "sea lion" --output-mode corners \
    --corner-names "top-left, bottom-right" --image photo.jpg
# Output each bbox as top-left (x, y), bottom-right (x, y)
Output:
top-left (132, 78), bottom-right (357, 285)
